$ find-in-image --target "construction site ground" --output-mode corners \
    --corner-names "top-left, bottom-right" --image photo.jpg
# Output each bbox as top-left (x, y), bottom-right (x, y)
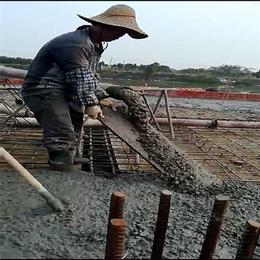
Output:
top-left (0, 89), bottom-right (260, 259)
top-left (1, 91), bottom-right (259, 183)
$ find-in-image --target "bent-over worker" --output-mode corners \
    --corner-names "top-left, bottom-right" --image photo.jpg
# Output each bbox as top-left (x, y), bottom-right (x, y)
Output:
top-left (21, 4), bottom-right (148, 171)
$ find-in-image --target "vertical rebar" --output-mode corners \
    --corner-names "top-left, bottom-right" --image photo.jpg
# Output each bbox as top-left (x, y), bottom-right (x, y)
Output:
top-left (108, 191), bottom-right (126, 220)
top-left (151, 189), bottom-right (172, 260)
top-left (75, 125), bottom-right (84, 157)
top-left (105, 219), bottom-right (127, 259)
top-left (142, 94), bottom-right (161, 131)
top-left (199, 194), bottom-right (229, 260)
top-left (164, 90), bottom-right (174, 139)
top-left (151, 90), bottom-right (165, 116)
top-left (235, 220), bottom-right (260, 259)
top-left (105, 192), bottom-right (126, 258)
top-left (134, 153), bottom-right (140, 164)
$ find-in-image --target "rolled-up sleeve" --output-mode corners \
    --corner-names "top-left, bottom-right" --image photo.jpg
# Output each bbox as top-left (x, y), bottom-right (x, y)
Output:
top-left (52, 45), bottom-right (100, 106)
top-left (65, 67), bottom-right (99, 107)
top-left (52, 44), bottom-right (110, 106)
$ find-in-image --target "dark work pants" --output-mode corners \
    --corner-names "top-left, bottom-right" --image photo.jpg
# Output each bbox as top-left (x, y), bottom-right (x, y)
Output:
top-left (23, 92), bottom-right (84, 155)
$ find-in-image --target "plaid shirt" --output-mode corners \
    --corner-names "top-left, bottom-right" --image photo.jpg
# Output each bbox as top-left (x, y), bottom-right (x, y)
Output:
top-left (65, 67), bottom-right (108, 107)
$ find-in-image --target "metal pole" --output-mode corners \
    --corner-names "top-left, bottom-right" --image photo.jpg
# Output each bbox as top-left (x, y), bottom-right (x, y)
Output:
top-left (151, 190), bottom-right (172, 260)
top-left (155, 118), bottom-right (260, 129)
top-left (149, 90), bottom-right (164, 124)
top-left (163, 90), bottom-right (174, 139)
top-left (199, 195), bottom-right (229, 259)
top-left (142, 94), bottom-right (161, 131)
top-left (235, 220), bottom-right (260, 259)
top-left (105, 219), bottom-right (127, 259)
top-left (105, 192), bottom-right (126, 259)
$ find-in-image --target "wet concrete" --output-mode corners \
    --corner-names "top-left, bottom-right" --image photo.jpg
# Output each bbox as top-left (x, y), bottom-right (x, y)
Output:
top-left (1, 88), bottom-right (260, 258)
top-left (1, 169), bottom-right (259, 259)
top-left (147, 96), bottom-right (260, 115)
top-left (107, 88), bottom-right (220, 194)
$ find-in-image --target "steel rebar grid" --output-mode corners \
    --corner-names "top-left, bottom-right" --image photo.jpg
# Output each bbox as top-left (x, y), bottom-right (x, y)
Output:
top-left (1, 117), bottom-right (259, 182)
top-left (189, 137), bottom-right (243, 180)
top-left (164, 126), bottom-right (260, 181)
top-left (1, 125), bottom-right (156, 173)
top-left (191, 129), bottom-right (260, 171)
top-left (189, 128), bottom-right (260, 180)
top-left (0, 127), bottom-right (46, 169)
top-left (82, 126), bottom-right (154, 174)
top-left (163, 90), bottom-right (175, 139)
top-left (164, 128), bottom-right (242, 180)
top-left (169, 128), bottom-right (260, 183)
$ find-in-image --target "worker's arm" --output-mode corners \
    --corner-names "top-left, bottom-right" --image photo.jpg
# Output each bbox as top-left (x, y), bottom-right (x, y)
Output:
top-left (52, 46), bottom-right (100, 107)
top-left (52, 45), bottom-right (114, 115)
top-left (65, 67), bottom-right (99, 107)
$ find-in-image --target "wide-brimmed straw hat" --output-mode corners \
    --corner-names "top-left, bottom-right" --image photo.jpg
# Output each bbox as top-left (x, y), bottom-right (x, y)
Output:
top-left (77, 4), bottom-right (148, 39)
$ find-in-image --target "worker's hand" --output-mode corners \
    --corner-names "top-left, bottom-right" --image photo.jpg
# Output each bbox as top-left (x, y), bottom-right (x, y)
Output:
top-left (99, 98), bottom-right (117, 112)
top-left (85, 105), bottom-right (105, 119)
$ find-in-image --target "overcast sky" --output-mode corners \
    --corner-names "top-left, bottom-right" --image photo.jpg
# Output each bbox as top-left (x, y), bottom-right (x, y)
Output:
top-left (0, 1), bottom-right (259, 70)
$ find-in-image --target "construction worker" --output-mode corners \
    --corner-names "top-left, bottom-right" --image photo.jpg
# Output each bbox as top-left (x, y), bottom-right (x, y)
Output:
top-left (20, 4), bottom-right (148, 171)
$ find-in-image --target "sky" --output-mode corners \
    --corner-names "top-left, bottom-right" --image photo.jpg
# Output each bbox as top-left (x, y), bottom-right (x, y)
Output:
top-left (0, 1), bottom-right (260, 70)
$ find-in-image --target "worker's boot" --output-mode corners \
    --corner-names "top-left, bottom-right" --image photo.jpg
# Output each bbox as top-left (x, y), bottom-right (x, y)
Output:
top-left (48, 150), bottom-right (90, 173)
top-left (48, 150), bottom-right (75, 171)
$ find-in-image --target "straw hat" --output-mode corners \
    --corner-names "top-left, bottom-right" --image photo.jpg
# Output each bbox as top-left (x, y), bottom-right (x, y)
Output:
top-left (77, 4), bottom-right (148, 39)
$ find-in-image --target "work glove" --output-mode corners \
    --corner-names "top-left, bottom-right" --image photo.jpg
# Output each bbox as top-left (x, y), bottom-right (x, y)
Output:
top-left (99, 98), bottom-right (117, 111)
top-left (85, 105), bottom-right (105, 119)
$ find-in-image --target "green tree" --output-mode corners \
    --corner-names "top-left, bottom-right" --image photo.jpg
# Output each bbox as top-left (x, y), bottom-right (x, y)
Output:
top-left (124, 63), bottom-right (138, 71)
top-left (0, 56), bottom-right (32, 65)
top-left (252, 70), bottom-right (260, 78)
top-left (116, 63), bottom-right (124, 71)
top-left (208, 65), bottom-right (254, 77)
top-left (158, 65), bottom-right (171, 73)
top-left (143, 66), bottom-right (154, 79)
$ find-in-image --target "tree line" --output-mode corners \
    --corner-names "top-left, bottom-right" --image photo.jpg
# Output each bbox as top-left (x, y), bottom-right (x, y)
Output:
top-left (0, 56), bottom-right (33, 66)
top-left (0, 56), bottom-right (259, 78)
